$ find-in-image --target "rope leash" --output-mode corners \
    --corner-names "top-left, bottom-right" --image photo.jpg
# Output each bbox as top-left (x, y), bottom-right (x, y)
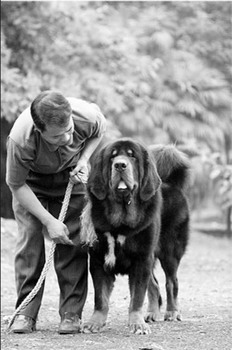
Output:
top-left (7, 175), bottom-right (86, 331)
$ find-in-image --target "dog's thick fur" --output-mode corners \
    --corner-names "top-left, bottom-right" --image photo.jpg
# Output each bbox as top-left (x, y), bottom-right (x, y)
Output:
top-left (81, 138), bottom-right (190, 334)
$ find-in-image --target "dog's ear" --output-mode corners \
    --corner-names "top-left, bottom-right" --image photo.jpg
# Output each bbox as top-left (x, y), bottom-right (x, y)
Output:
top-left (88, 149), bottom-right (107, 200)
top-left (139, 148), bottom-right (161, 202)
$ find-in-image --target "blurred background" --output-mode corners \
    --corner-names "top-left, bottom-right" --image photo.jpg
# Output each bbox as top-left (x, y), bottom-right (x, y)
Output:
top-left (1, 1), bottom-right (232, 236)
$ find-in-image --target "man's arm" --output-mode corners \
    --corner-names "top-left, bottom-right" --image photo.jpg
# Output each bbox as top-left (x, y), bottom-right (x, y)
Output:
top-left (70, 134), bottom-right (103, 183)
top-left (80, 134), bottom-right (103, 162)
top-left (6, 138), bottom-right (73, 245)
top-left (10, 183), bottom-right (74, 245)
top-left (69, 99), bottom-right (107, 184)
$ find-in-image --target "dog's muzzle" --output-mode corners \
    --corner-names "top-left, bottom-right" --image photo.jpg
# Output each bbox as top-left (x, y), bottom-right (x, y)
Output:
top-left (111, 156), bottom-right (135, 192)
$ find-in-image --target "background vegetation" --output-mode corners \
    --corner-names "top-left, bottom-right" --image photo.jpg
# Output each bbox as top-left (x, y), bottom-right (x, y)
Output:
top-left (1, 1), bottom-right (232, 235)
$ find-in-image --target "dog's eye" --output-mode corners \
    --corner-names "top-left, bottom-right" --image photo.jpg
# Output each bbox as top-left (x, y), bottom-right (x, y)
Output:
top-left (127, 149), bottom-right (134, 157)
top-left (112, 149), bottom-right (118, 157)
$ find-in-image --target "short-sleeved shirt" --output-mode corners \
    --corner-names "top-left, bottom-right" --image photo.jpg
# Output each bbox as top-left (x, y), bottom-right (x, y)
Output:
top-left (6, 97), bottom-right (106, 188)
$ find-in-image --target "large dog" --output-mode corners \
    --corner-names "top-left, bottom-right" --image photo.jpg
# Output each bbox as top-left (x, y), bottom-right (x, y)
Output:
top-left (81, 138), bottom-right (190, 334)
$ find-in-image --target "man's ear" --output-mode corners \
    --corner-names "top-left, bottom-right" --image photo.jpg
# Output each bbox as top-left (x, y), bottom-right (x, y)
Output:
top-left (139, 148), bottom-right (161, 202)
top-left (34, 125), bottom-right (44, 135)
top-left (34, 126), bottom-right (40, 132)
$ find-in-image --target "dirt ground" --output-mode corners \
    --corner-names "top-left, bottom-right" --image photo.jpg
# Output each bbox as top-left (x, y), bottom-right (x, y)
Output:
top-left (1, 218), bottom-right (232, 350)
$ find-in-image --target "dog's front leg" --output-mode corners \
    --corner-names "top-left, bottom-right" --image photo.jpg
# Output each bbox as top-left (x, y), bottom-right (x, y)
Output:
top-left (128, 263), bottom-right (151, 335)
top-left (145, 271), bottom-right (162, 322)
top-left (83, 259), bottom-right (115, 333)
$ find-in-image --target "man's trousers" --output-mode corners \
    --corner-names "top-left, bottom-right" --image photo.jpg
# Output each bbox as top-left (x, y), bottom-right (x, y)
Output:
top-left (12, 169), bottom-right (88, 321)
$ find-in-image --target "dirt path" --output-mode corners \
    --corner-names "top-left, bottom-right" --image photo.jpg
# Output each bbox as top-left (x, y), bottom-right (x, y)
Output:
top-left (1, 218), bottom-right (232, 350)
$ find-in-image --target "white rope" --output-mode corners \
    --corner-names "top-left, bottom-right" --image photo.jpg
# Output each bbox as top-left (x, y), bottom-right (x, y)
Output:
top-left (8, 176), bottom-right (86, 330)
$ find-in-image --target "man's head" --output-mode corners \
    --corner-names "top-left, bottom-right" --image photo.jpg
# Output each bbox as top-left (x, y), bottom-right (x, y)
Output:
top-left (31, 90), bottom-right (74, 146)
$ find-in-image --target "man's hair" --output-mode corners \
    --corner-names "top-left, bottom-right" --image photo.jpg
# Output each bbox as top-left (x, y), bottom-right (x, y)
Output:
top-left (30, 90), bottom-right (72, 132)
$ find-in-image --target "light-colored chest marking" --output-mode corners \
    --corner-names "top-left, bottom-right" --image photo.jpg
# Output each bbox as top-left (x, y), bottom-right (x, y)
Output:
top-left (104, 233), bottom-right (126, 268)
top-left (117, 235), bottom-right (126, 246)
top-left (104, 232), bottom-right (116, 268)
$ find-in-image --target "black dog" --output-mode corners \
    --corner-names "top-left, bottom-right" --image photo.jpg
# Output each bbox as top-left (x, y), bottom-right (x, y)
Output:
top-left (81, 139), bottom-right (190, 334)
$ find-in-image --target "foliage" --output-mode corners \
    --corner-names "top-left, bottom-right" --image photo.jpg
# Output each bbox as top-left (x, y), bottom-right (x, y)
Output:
top-left (209, 153), bottom-right (232, 235)
top-left (209, 155), bottom-right (232, 206)
top-left (189, 148), bottom-right (232, 236)
top-left (2, 2), bottom-right (231, 141)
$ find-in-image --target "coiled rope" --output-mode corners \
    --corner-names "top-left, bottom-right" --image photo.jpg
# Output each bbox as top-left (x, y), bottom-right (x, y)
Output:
top-left (8, 176), bottom-right (85, 330)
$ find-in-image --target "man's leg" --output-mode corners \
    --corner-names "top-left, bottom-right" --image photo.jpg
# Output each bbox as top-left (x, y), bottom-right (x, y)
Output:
top-left (49, 194), bottom-right (88, 329)
top-left (12, 196), bottom-right (46, 322)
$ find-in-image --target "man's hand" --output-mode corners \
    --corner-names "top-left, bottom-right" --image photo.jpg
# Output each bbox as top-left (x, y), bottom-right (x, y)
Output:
top-left (45, 218), bottom-right (74, 245)
top-left (70, 158), bottom-right (89, 184)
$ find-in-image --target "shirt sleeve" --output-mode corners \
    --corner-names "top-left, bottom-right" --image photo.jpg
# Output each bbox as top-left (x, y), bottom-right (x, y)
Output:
top-left (6, 137), bottom-right (32, 188)
top-left (88, 103), bottom-right (107, 138)
top-left (69, 98), bottom-right (107, 140)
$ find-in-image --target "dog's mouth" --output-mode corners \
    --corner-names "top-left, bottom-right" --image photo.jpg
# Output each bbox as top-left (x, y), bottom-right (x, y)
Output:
top-left (117, 180), bottom-right (128, 191)
top-left (110, 175), bottom-right (138, 204)
top-left (112, 179), bottom-right (138, 195)
top-left (110, 177), bottom-right (134, 193)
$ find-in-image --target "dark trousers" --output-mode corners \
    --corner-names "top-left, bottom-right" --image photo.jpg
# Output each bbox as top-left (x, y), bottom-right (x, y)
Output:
top-left (12, 170), bottom-right (88, 321)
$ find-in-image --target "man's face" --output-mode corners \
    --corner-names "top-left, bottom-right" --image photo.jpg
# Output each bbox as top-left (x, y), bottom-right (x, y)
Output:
top-left (40, 116), bottom-right (74, 147)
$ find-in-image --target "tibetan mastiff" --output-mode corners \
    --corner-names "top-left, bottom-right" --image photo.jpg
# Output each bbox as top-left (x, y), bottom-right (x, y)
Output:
top-left (81, 138), bottom-right (190, 334)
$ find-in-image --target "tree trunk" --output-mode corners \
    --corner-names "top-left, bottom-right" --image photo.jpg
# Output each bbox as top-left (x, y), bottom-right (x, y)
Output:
top-left (226, 207), bottom-right (231, 238)
top-left (1, 119), bottom-right (14, 219)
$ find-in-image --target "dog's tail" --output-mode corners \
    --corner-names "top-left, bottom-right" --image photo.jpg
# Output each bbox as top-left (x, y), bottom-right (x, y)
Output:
top-left (149, 144), bottom-right (190, 189)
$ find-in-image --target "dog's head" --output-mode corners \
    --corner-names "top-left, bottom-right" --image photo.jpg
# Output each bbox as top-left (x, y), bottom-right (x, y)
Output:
top-left (88, 138), bottom-right (161, 202)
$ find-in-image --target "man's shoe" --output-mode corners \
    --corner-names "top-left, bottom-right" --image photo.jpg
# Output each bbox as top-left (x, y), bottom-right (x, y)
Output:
top-left (58, 312), bottom-right (81, 334)
top-left (10, 315), bottom-right (36, 333)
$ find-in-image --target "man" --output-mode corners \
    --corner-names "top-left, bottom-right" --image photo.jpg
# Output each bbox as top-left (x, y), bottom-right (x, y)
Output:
top-left (6, 90), bottom-right (106, 334)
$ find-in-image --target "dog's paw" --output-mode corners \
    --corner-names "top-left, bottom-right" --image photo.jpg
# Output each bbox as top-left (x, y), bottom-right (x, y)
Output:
top-left (82, 311), bottom-right (107, 333)
top-left (164, 310), bottom-right (182, 321)
top-left (129, 322), bottom-right (151, 335)
top-left (129, 311), bottom-right (152, 334)
top-left (144, 311), bottom-right (160, 323)
top-left (82, 321), bottom-right (106, 333)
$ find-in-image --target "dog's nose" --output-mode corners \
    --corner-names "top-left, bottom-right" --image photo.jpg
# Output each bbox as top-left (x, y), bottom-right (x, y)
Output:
top-left (114, 161), bottom-right (127, 172)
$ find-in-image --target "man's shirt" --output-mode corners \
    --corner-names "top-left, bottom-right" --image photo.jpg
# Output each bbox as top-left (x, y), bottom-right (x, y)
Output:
top-left (6, 97), bottom-right (106, 188)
